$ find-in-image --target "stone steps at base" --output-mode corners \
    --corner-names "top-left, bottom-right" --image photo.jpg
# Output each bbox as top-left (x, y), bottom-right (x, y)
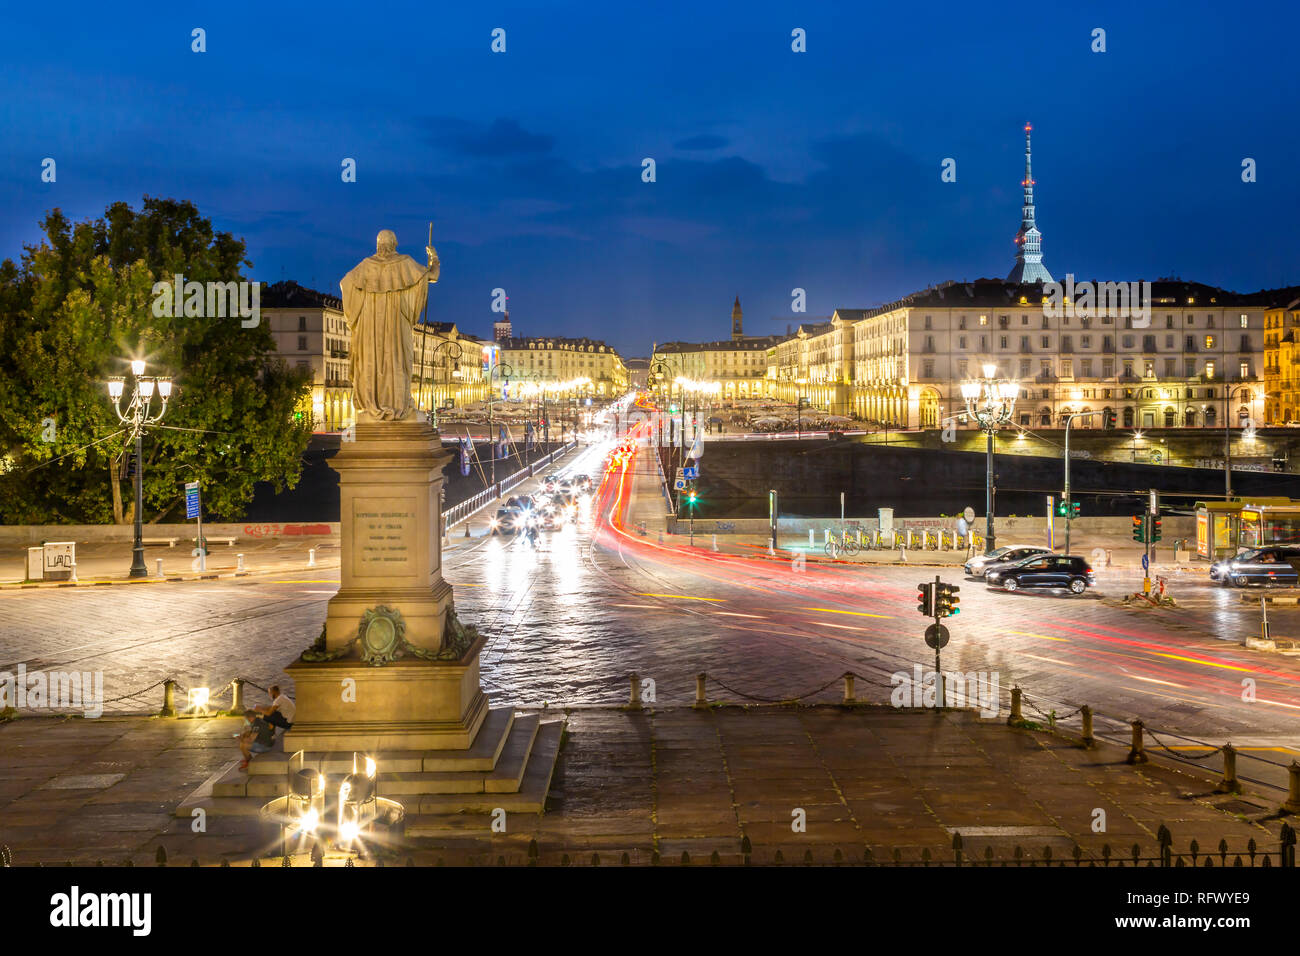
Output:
top-left (405, 720), bottom-right (566, 834)
top-left (245, 707), bottom-right (516, 776)
top-left (207, 710), bottom-right (542, 800)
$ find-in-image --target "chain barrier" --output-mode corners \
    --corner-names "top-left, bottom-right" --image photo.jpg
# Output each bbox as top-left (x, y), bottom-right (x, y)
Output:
top-left (705, 672), bottom-right (846, 704)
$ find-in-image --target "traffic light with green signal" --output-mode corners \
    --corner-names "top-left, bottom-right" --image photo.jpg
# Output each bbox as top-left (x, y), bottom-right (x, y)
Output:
top-left (686, 489), bottom-right (698, 510)
top-left (916, 582), bottom-right (933, 617)
top-left (934, 582), bottom-right (961, 618)
top-left (1056, 499), bottom-right (1069, 517)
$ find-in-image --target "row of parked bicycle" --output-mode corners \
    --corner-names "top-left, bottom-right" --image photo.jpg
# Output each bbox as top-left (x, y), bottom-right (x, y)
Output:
top-left (822, 527), bottom-right (979, 557)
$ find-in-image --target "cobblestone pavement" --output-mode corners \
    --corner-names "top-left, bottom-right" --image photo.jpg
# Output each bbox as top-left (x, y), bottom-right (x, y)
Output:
top-left (0, 706), bottom-right (1290, 867)
top-left (1, 437), bottom-right (1298, 793)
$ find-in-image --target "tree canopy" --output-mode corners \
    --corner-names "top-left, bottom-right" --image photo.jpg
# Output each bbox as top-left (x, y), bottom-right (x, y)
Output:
top-left (0, 197), bottom-right (313, 524)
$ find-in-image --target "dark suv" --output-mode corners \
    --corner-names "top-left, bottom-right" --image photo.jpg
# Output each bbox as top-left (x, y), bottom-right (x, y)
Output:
top-left (986, 554), bottom-right (1095, 594)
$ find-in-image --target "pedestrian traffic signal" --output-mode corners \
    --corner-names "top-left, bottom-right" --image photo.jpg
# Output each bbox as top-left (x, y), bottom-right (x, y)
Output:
top-left (916, 582), bottom-right (933, 617)
top-left (1131, 515), bottom-right (1146, 542)
top-left (1055, 500), bottom-right (1069, 517)
top-left (934, 582), bottom-right (961, 618)
top-left (1069, 501), bottom-right (1080, 518)
top-left (1151, 516), bottom-right (1162, 542)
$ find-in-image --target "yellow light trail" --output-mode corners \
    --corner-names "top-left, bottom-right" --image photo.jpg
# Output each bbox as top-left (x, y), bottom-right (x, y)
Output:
top-left (1009, 631), bottom-right (1068, 643)
top-left (636, 593), bottom-right (725, 602)
top-left (800, 606), bottom-right (892, 619)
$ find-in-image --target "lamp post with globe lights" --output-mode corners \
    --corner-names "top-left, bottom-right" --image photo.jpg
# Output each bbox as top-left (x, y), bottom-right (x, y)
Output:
top-left (107, 360), bottom-right (172, 578)
top-left (960, 364), bottom-right (1019, 556)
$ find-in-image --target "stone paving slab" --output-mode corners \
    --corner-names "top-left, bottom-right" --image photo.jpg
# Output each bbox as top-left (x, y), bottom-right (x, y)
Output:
top-left (0, 703), bottom-right (1291, 866)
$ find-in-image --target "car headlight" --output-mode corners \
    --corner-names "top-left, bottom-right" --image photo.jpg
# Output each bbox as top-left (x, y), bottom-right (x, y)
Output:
top-left (987, 572), bottom-right (1000, 581)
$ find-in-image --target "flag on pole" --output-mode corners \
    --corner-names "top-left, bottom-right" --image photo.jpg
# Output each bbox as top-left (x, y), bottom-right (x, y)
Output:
top-left (497, 424), bottom-right (509, 459)
top-left (689, 430), bottom-right (704, 460)
top-left (459, 437), bottom-right (472, 476)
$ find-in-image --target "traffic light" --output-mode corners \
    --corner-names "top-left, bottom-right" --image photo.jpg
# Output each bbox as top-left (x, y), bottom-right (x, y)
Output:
top-left (1069, 501), bottom-right (1080, 518)
top-left (1131, 515), bottom-right (1146, 542)
top-left (916, 582), bottom-right (933, 617)
top-left (1151, 516), bottom-right (1162, 542)
top-left (1056, 500), bottom-right (1069, 517)
top-left (686, 489), bottom-right (698, 510)
top-left (934, 582), bottom-right (961, 618)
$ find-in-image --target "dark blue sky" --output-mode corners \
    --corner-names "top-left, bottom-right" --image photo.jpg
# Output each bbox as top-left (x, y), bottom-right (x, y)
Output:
top-left (3, 1), bottom-right (1297, 356)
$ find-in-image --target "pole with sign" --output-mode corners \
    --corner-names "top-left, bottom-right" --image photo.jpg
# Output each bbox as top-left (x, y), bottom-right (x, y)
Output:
top-left (185, 481), bottom-right (206, 572)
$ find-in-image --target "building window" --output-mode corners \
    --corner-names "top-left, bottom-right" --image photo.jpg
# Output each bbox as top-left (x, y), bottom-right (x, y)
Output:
top-left (1020, 336), bottom-right (1030, 351)
top-left (1102, 359), bottom-right (1114, 377)
top-left (924, 316), bottom-right (932, 329)
top-left (1019, 359), bottom-right (1031, 377)
top-left (297, 336), bottom-right (308, 351)
top-left (1081, 359), bottom-right (1093, 377)
top-left (958, 359), bottom-right (968, 377)
top-left (958, 316), bottom-right (966, 329)
top-left (1041, 335), bottom-right (1050, 348)
top-left (1241, 314), bottom-right (1249, 328)
top-left (958, 335), bottom-right (967, 349)
top-left (1122, 335), bottom-right (1134, 349)
top-left (1144, 360), bottom-right (1155, 377)
top-left (298, 316), bottom-right (307, 331)
top-left (999, 335), bottom-right (1008, 349)
top-left (1206, 360), bottom-right (1216, 378)
top-left (1166, 315), bottom-right (1174, 328)
top-left (1240, 361), bottom-right (1250, 379)
top-left (1081, 335), bottom-right (1092, 348)
top-left (923, 360), bottom-right (934, 378)
top-left (979, 315), bottom-right (987, 326)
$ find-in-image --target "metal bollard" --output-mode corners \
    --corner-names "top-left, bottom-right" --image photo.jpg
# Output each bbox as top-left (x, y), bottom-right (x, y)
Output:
top-left (155, 558), bottom-right (163, 577)
top-left (69, 560), bottom-right (78, 584)
top-left (1007, 686), bottom-right (1023, 725)
top-left (628, 672), bottom-right (641, 710)
top-left (236, 553), bottom-right (244, 572)
top-left (159, 679), bottom-right (177, 718)
top-left (1126, 720), bottom-right (1148, 764)
top-left (842, 672), bottom-right (856, 705)
top-left (1216, 743), bottom-right (1241, 794)
top-left (464, 521), bottom-right (471, 538)
top-left (809, 529), bottom-right (815, 547)
top-left (230, 678), bottom-right (244, 713)
top-left (1282, 761), bottom-right (1300, 815)
top-left (712, 534), bottom-right (718, 552)
top-left (1080, 705), bottom-right (1095, 748)
top-left (308, 548), bottom-right (317, 568)
top-left (694, 672), bottom-right (708, 709)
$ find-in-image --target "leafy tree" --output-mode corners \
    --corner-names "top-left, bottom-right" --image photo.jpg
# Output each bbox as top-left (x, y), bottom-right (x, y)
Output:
top-left (0, 197), bottom-right (313, 524)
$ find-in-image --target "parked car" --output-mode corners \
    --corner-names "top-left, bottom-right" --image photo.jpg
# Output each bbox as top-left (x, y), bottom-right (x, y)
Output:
top-left (986, 554), bottom-right (1096, 594)
top-left (964, 545), bottom-right (1053, 578)
top-left (1210, 547), bottom-right (1300, 587)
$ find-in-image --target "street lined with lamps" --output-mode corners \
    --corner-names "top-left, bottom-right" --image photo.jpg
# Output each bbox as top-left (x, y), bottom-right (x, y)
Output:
top-left (107, 359), bottom-right (172, 578)
top-left (960, 363), bottom-right (1018, 556)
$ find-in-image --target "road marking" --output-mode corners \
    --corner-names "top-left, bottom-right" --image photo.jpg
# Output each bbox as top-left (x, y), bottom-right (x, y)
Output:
top-left (1258, 698), bottom-right (1300, 712)
top-left (611, 603), bottom-right (659, 609)
top-left (1018, 653), bottom-right (1078, 667)
top-left (800, 606), bottom-right (893, 619)
top-left (712, 611), bottom-right (765, 619)
top-left (636, 593), bottom-right (724, 602)
top-left (1125, 675), bottom-right (1188, 689)
top-left (1009, 630), bottom-right (1068, 643)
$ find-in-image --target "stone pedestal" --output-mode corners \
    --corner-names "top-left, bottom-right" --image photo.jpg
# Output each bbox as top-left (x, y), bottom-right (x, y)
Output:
top-left (283, 419), bottom-right (484, 752)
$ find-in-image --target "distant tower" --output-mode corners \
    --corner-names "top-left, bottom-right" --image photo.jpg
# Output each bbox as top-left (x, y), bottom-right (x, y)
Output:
top-left (493, 310), bottom-right (512, 342)
top-left (1007, 123), bottom-right (1054, 285)
top-left (731, 296), bottom-right (743, 340)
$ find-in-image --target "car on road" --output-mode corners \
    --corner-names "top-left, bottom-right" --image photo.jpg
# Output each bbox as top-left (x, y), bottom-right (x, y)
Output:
top-left (573, 474), bottom-right (593, 493)
top-left (489, 507), bottom-right (523, 535)
top-left (557, 478), bottom-right (574, 495)
top-left (1210, 547), bottom-right (1300, 587)
top-left (986, 554), bottom-right (1096, 594)
top-left (540, 508), bottom-right (565, 531)
top-left (964, 545), bottom-right (1054, 578)
top-left (542, 474), bottom-right (560, 492)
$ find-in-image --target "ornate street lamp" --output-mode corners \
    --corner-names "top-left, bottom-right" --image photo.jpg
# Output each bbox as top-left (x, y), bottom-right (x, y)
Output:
top-left (419, 338), bottom-right (462, 430)
top-left (486, 360), bottom-right (514, 489)
top-left (107, 359), bottom-right (172, 578)
top-left (960, 364), bottom-right (1018, 556)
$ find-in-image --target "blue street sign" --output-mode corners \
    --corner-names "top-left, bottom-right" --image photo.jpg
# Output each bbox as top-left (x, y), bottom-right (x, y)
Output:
top-left (184, 481), bottom-right (200, 519)
top-left (1141, 553), bottom-right (1149, 572)
top-left (674, 478), bottom-right (687, 490)
top-left (683, 466), bottom-right (699, 479)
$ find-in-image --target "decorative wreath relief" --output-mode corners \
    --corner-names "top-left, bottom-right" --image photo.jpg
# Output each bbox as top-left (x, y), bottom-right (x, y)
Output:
top-left (357, 606), bottom-right (406, 666)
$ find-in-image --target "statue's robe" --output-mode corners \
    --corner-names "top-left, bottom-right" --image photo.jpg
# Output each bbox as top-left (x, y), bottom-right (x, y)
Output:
top-left (340, 252), bottom-right (430, 421)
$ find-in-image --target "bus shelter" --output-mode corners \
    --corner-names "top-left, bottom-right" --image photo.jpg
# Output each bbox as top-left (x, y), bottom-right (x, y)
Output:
top-left (1196, 498), bottom-right (1300, 560)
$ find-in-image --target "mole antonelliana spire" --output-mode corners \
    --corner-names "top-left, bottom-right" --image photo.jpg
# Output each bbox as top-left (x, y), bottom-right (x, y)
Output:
top-left (1007, 123), bottom-right (1054, 284)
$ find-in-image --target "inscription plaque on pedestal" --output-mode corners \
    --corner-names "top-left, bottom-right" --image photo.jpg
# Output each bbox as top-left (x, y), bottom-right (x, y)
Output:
top-left (355, 498), bottom-right (416, 575)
